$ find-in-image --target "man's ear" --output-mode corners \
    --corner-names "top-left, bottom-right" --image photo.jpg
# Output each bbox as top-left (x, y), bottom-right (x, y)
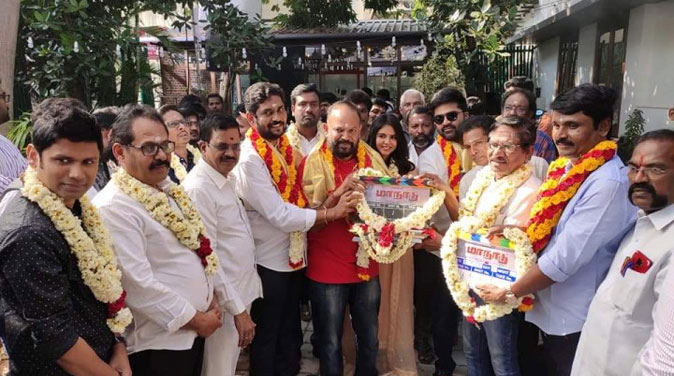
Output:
top-left (598, 117), bottom-right (611, 138)
top-left (198, 140), bottom-right (208, 154)
top-left (112, 143), bottom-right (125, 163)
top-left (26, 144), bottom-right (39, 169)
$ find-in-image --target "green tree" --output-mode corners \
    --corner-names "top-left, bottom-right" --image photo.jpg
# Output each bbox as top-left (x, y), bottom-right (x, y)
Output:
top-left (268, 0), bottom-right (399, 28)
top-left (414, 51), bottom-right (464, 101)
top-left (414, 0), bottom-right (535, 95)
top-left (618, 108), bottom-right (646, 163)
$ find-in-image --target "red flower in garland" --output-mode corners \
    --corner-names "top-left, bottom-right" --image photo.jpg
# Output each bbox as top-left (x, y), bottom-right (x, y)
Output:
top-left (379, 222), bottom-right (395, 247)
top-left (108, 290), bottom-right (127, 318)
top-left (421, 228), bottom-right (437, 240)
top-left (466, 316), bottom-right (478, 325)
top-left (196, 236), bottom-right (213, 266)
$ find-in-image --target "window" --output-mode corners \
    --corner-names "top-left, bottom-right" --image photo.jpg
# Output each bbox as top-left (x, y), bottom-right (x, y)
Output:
top-left (595, 24), bottom-right (628, 136)
top-left (557, 35), bottom-right (579, 95)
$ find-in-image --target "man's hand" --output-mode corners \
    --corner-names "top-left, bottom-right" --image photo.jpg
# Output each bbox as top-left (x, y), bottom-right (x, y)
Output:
top-left (234, 311), bottom-right (256, 348)
top-left (334, 173), bottom-right (366, 197)
top-left (418, 173), bottom-right (452, 194)
top-left (420, 228), bottom-right (443, 251)
top-left (475, 284), bottom-right (507, 304)
top-left (186, 309), bottom-right (223, 338)
top-left (332, 191), bottom-right (362, 219)
top-left (486, 225), bottom-right (525, 238)
top-left (109, 342), bottom-right (131, 376)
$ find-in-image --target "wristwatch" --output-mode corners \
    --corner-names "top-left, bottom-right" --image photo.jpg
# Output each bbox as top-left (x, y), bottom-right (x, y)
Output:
top-left (504, 285), bottom-right (518, 306)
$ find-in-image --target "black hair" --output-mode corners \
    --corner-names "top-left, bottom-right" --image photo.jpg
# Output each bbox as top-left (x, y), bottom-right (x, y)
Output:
top-left (551, 83), bottom-right (618, 129)
top-left (110, 104), bottom-right (167, 147)
top-left (319, 92), bottom-right (338, 104)
top-left (200, 113), bottom-right (240, 143)
top-left (503, 88), bottom-right (537, 118)
top-left (244, 82), bottom-right (286, 115)
top-left (93, 106), bottom-right (120, 131)
top-left (466, 96), bottom-right (485, 116)
top-left (159, 104), bottom-right (180, 117)
top-left (490, 115), bottom-right (536, 148)
top-left (367, 113), bottom-right (415, 175)
top-left (361, 87), bottom-right (373, 97)
top-left (406, 105), bottom-right (433, 125)
top-left (207, 93), bottom-right (223, 103)
top-left (430, 87), bottom-right (467, 113)
top-left (376, 89), bottom-right (391, 101)
top-left (372, 97), bottom-right (389, 110)
top-left (179, 102), bottom-right (207, 120)
top-left (505, 76), bottom-right (534, 92)
top-left (31, 98), bottom-right (103, 154)
top-left (290, 83), bottom-right (320, 106)
top-left (178, 94), bottom-right (203, 107)
top-left (235, 103), bottom-right (246, 116)
top-left (459, 115), bottom-right (495, 138)
top-left (345, 89), bottom-right (373, 111)
top-left (636, 129), bottom-right (674, 146)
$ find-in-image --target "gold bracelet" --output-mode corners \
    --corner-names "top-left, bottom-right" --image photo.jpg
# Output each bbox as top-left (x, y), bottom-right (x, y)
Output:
top-left (324, 207), bottom-right (330, 226)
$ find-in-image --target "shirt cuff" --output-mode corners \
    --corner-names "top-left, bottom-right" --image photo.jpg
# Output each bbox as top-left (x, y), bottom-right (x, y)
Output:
top-left (304, 208), bottom-right (317, 230)
top-left (222, 296), bottom-right (246, 316)
top-left (166, 303), bottom-right (198, 333)
top-left (537, 254), bottom-right (569, 283)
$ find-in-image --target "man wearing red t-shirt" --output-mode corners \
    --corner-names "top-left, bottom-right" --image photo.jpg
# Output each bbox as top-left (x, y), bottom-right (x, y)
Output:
top-left (301, 101), bottom-right (388, 376)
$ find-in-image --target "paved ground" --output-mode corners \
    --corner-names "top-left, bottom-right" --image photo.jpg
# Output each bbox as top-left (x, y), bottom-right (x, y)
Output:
top-left (237, 320), bottom-right (468, 376)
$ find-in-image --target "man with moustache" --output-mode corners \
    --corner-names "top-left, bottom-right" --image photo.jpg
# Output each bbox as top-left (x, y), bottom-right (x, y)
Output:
top-left (345, 89), bottom-right (373, 139)
top-left (301, 101), bottom-right (388, 376)
top-left (478, 84), bottom-right (637, 376)
top-left (431, 87), bottom-right (473, 175)
top-left (207, 93), bottom-right (224, 114)
top-left (94, 105), bottom-right (236, 375)
top-left (160, 105), bottom-right (195, 183)
top-left (406, 104), bottom-right (460, 371)
top-left (287, 83), bottom-right (325, 157)
top-left (182, 114), bottom-right (259, 375)
top-left (571, 129), bottom-right (674, 376)
top-left (233, 82), bottom-right (355, 375)
top-left (502, 87), bottom-right (557, 163)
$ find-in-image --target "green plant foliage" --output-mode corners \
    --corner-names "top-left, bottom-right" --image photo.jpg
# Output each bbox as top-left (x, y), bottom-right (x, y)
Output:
top-left (414, 52), bottom-right (465, 101)
top-left (618, 108), bottom-right (646, 163)
top-left (7, 112), bottom-right (33, 154)
top-left (267, 0), bottom-right (398, 29)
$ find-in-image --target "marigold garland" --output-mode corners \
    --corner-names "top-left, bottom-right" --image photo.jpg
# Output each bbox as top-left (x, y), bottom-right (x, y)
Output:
top-left (350, 168), bottom-right (446, 280)
top-left (112, 168), bottom-right (220, 275)
top-left (247, 126), bottom-right (308, 268)
top-left (436, 135), bottom-right (462, 195)
top-left (526, 140), bottom-right (617, 253)
top-left (22, 167), bottom-right (133, 334)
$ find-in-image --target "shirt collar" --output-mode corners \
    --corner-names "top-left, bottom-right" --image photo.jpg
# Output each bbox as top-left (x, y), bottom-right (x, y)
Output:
top-left (639, 203), bottom-right (674, 231)
top-left (198, 158), bottom-right (229, 189)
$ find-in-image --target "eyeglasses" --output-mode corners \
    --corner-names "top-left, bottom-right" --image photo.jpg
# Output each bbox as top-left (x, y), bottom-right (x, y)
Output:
top-left (488, 142), bottom-right (521, 154)
top-left (166, 119), bottom-right (187, 128)
top-left (627, 165), bottom-right (669, 178)
top-left (433, 111), bottom-right (461, 124)
top-left (208, 142), bottom-right (241, 153)
top-left (127, 140), bottom-right (175, 156)
top-left (0, 93), bottom-right (9, 103)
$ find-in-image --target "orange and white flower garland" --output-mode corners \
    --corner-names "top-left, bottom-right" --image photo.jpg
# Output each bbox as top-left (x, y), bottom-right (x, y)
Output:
top-left (112, 168), bottom-right (220, 275)
top-left (527, 140), bottom-right (617, 253)
top-left (22, 167), bottom-right (133, 334)
top-left (436, 135), bottom-right (462, 195)
top-left (441, 163), bottom-right (537, 322)
top-left (247, 126), bottom-right (308, 268)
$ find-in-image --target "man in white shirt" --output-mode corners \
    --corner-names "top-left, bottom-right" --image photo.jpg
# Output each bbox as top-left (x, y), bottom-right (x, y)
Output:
top-left (94, 105), bottom-right (238, 376)
top-left (571, 129), bottom-right (674, 376)
top-left (287, 83), bottom-right (324, 157)
top-left (182, 114), bottom-right (260, 375)
top-left (234, 82), bottom-right (353, 375)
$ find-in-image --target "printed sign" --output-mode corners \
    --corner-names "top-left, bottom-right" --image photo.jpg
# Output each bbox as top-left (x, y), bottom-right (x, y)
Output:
top-left (363, 184), bottom-right (431, 220)
top-left (456, 238), bottom-right (518, 289)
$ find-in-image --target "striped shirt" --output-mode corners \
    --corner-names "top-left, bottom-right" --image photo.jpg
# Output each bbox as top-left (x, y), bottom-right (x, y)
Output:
top-left (641, 264), bottom-right (674, 376)
top-left (0, 135), bottom-right (27, 194)
top-left (534, 129), bottom-right (558, 163)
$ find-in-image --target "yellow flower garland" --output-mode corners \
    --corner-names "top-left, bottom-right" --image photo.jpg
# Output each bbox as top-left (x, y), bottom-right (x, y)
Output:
top-left (112, 168), bottom-right (220, 275)
top-left (21, 167), bottom-right (133, 334)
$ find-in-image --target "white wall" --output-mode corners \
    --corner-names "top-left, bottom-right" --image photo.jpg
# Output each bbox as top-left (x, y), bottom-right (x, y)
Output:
top-left (536, 37), bottom-right (560, 111)
top-left (620, 0), bottom-right (674, 134)
top-left (575, 22), bottom-right (597, 85)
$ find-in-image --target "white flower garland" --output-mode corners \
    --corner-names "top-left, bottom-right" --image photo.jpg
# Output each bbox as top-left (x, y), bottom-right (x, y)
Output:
top-left (440, 163), bottom-right (537, 322)
top-left (286, 122), bottom-right (325, 156)
top-left (21, 167), bottom-right (132, 334)
top-left (186, 144), bottom-right (202, 163)
top-left (350, 168), bottom-right (446, 265)
top-left (170, 153), bottom-right (188, 182)
top-left (112, 168), bottom-right (219, 275)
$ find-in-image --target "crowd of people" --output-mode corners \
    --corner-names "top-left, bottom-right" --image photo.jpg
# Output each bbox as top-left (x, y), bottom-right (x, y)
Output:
top-left (0, 73), bottom-right (673, 376)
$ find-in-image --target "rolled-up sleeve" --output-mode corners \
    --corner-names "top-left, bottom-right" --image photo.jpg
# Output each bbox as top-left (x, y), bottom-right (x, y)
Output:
top-left (235, 155), bottom-right (316, 232)
top-left (0, 228), bottom-right (79, 360)
top-left (538, 178), bottom-right (633, 282)
top-left (98, 206), bottom-right (196, 332)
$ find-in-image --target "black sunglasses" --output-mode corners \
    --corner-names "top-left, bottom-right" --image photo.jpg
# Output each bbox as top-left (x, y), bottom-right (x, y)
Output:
top-left (433, 111), bottom-right (461, 124)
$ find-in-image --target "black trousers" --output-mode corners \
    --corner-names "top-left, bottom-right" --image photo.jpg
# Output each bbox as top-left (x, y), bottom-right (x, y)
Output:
top-left (129, 337), bottom-right (205, 376)
top-left (518, 319), bottom-right (546, 376)
top-left (542, 331), bottom-right (581, 376)
top-left (249, 265), bottom-right (304, 376)
top-left (413, 250), bottom-right (436, 351)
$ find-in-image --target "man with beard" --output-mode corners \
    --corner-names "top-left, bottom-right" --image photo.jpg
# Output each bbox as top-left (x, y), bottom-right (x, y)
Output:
top-left (430, 87), bottom-right (473, 175)
top-left (406, 105), bottom-right (460, 371)
top-left (477, 84), bottom-right (637, 376)
top-left (94, 105), bottom-right (233, 375)
top-left (182, 114), bottom-right (259, 375)
top-left (301, 101), bottom-right (387, 376)
top-left (207, 93), bottom-right (224, 114)
top-left (233, 82), bottom-right (355, 375)
top-left (571, 129), bottom-right (674, 376)
top-left (345, 89), bottom-right (373, 139)
top-left (287, 83), bottom-right (325, 157)
top-left (319, 92), bottom-right (338, 123)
